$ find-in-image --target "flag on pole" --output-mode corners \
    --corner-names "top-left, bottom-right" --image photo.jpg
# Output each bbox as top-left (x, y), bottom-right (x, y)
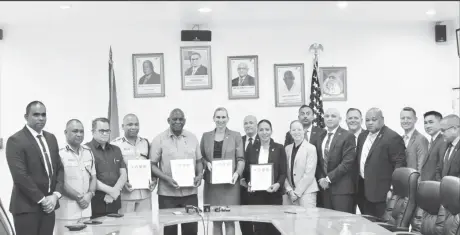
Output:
top-left (309, 55), bottom-right (325, 128)
top-left (108, 46), bottom-right (120, 141)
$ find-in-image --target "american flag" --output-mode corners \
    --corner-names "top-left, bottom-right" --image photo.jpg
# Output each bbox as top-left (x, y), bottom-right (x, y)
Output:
top-left (309, 55), bottom-right (325, 128)
top-left (108, 46), bottom-right (120, 141)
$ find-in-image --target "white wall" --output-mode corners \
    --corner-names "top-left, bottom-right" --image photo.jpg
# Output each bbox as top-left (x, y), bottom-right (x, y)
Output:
top-left (0, 20), bottom-right (458, 218)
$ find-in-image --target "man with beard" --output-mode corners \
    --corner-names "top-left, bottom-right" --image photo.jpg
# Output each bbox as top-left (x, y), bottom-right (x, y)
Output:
top-left (150, 108), bottom-right (203, 235)
top-left (111, 114), bottom-right (156, 213)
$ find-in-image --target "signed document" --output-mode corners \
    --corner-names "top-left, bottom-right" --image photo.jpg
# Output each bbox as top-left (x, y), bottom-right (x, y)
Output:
top-left (128, 160), bottom-right (151, 189)
top-left (170, 159), bottom-right (195, 187)
top-left (250, 164), bottom-right (273, 191)
top-left (211, 159), bottom-right (233, 184)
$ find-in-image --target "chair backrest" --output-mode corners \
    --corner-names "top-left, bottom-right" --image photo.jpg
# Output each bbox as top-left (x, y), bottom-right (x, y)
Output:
top-left (0, 198), bottom-right (15, 235)
top-left (383, 167), bottom-right (420, 228)
top-left (440, 176), bottom-right (460, 235)
top-left (415, 181), bottom-right (445, 235)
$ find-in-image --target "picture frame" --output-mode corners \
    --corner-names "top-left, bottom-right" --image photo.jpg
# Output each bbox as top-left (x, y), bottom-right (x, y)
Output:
top-left (132, 53), bottom-right (165, 98)
top-left (274, 63), bottom-right (306, 107)
top-left (227, 55), bottom-right (259, 99)
top-left (318, 67), bottom-right (347, 101)
top-left (180, 46), bottom-right (212, 90)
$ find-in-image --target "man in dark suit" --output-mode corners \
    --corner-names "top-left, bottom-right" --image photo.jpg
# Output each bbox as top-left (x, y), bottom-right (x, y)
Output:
top-left (231, 62), bottom-right (255, 86)
top-left (184, 52), bottom-right (208, 76)
top-left (400, 107), bottom-right (429, 172)
top-left (316, 108), bottom-right (356, 213)
top-left (435, 114), bottom-right (460, 180)
top-left (138, 60), bottom-right (161, 85)
top-left (239, 115), bottom-right (258, 235)
top-left (422, 111), bottom-right (448, 181)
top-left (356, 108), bottom-right (406, 218)
top-left (5, 101), bottom-right (64, 235)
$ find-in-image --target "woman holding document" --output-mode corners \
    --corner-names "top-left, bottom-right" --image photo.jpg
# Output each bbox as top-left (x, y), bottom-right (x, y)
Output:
top-left (283, 120), bottom-right (319, 207)
top-left (244, 119), bottom-right (287, 235)
top-left (200, 107), bottom-right (245, 235)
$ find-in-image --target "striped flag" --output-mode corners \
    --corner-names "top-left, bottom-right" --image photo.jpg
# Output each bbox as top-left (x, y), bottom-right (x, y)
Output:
top-left (309, 55), bottom-right (325, 128)
top-left (108, 46), bottom-right (120, 141)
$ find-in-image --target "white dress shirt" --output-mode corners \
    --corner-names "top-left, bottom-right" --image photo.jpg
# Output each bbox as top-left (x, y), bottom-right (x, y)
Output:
top-left (279, 81), bottom-right (301, 96)
top-left (403, 128), bottom-right (415, 147)
top-left (258, 146), bottom-right (269, 164)
top-left (354, 128), bottom-right (362, 145)
top-left (322, 126), bottom-right (339, 160)
top-left (305, 125), bottom-right (313, 142)
top-left (445, 136), bottom-right (460, 162)
top-left (245, 134), bottom-right (257, 151)
top-left (360, 130), bottom-right (381, 178)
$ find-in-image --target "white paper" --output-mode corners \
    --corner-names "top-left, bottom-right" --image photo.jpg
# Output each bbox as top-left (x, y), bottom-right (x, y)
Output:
top-left (212, 159), bottom-right (233, 184)
top-left (170, 159), bottom-right (195, 187)
top-left (128, 160), bottom-right (151, 189)
top-left (250, 164), bottom-right (273, 191)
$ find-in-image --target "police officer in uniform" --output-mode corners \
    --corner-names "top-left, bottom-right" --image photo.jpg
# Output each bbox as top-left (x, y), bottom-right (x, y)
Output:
top-left (111, 114), bottom-right (156, 213)
top-left (55, 119), bottom-right (96, 234)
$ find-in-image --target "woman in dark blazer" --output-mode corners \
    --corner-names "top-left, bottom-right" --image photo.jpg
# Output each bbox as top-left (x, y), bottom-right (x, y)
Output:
top-left (200, 107), bottom-right (245, 235)
top-left (244, 119), bottom-right (287, 235)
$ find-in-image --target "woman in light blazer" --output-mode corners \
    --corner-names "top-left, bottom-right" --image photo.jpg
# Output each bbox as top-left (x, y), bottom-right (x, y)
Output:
top-left (200, 107), bottom-right (245, 235)
top-left (283, 120), bottom-right (319, 207)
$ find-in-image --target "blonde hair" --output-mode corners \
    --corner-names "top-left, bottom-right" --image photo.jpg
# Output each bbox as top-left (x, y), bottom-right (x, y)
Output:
top-left (213, 107), bottom-right (229, 118)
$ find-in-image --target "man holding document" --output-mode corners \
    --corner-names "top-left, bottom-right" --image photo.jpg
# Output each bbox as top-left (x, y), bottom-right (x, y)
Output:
top-left (150, 108), bottom-right (203, 235)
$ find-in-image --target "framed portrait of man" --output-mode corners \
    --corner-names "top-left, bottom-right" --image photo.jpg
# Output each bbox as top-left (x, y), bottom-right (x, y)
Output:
top-left (227, 55), bottom-right (259, 99)
top-left (274, 63), bottom-right (305, 107)
top-left (318, 67), bottom-right (347, 101)
top-left (132, 53), bottom-right (165, 98)
top-left (180, 46), bottom-right (212, 90)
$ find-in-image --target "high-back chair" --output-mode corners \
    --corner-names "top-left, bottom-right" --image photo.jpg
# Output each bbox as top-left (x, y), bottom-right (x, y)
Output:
top-left (440, 176), bottom-right (460, 235)
top-left (0, 198), bottom-right (15, 235)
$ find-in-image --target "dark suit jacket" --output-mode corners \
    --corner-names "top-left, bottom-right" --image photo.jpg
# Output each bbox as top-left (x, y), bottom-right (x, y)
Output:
top-left (316, 126), bottom-right (356, 195)
top-left (232, 75), bottom-right (255, 86)
top-left (284, 126), bottom-right (326, 148)
top-left (422, 134), bottom-right (448, 181)
top-left (243, 139), bottom-right (287, 194)
top-left (242, 135), bottom-right (259, 152)
top-left (356, 125), bottom-right (407, 202)
top-left (185, 65), bottom-right (208, 76)
top-left (138, 72), bottom-right (161, 84)
top-left (435, 140), bottom-right (460, 180)
top-left (5, 126), bottom-right (64, 214)
top-left (404, 129), bottom-right (429, 172)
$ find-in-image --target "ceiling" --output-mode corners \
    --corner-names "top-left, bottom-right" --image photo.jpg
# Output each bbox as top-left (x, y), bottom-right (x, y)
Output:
top-left (0, 1), bottom-right (458, 27)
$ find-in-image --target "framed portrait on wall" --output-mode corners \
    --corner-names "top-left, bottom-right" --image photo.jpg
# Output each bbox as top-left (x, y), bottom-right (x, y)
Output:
top-left (132, 53), bottom-right (165, 98)
top-left (180, 46), bottom-right (212, 90)
top-left (227, 55), bottom-right (259, 99)
top-left (274, 63), bottom-right (305, 107)
top-left (318, 67), bottom-right (347, 101)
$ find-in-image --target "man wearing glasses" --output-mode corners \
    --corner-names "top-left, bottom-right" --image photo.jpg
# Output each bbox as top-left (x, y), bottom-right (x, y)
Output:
top-left (85, 118), bottom-right (127, 218)
top-left (435, 114), bottom-right (460, 180)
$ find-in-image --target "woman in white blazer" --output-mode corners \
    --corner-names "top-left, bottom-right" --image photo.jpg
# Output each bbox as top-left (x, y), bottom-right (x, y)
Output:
top-left (283, 120), bottom-right (319, 207)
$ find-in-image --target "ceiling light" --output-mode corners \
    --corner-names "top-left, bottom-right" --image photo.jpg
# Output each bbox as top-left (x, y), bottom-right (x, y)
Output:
top-left (426, 9), bottom-right (436, 16)
top-left (60, 5), bottom-right (72, 10)
top-left (336, 1), bottom-right (348, 9)
top-left (198, 7), bottom-right (212, 13)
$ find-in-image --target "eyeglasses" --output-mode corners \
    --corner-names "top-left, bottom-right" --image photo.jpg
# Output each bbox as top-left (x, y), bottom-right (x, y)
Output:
top-left (97, 129), bottom-right (111, 135)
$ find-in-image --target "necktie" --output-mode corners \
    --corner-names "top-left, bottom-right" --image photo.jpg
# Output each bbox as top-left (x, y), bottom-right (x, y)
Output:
top-left (246, 137), bottom-right (253, 152)
top-left (443, 143), bottom-right (454, 175)
top-left (403, 135), bottom-right (409, 147)
top-left (429, 137), bottom-right (434, 150)
top-left (37, 135), bottom-right (53, 179)
top-left (323, 133), bottom-right (334, 173)
top-left (304, 130), bottom-right (309, 142)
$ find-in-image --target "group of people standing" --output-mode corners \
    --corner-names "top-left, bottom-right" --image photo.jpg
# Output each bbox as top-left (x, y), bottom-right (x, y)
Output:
top-left (5, 100), bottom-right (460, 235)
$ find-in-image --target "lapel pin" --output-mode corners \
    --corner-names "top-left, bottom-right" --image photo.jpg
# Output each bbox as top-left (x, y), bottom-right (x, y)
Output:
top-left (271, 148), bottom-right (275, 152)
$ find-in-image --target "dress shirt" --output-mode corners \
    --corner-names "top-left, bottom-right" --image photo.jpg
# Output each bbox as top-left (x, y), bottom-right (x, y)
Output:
top-left (279, 81), bottom-right (301, 96)
top-left (322, 126), bottom-right (339, 183)
top-left (445, 136), bottom-right (460, 162)
top-left (238, 76), bottom-right (248, 85)
top-left (258, 146), bottom-right (269, 164)
top-left (353, 128), bottom-right (362, 145)
top-left (429, 131), bottom-right (440, 149)
top-left (305, 125), bottom-right (312, 143)
top-left (360, 130), bottom-right (381, 178)
top-left (245, 134), bottom-right (257, 151)
top-left (403, 128), bottom-right (416, 147)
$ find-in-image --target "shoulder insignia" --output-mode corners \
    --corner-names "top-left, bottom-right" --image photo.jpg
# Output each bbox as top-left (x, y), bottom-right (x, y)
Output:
top-left (82, 144), bottom-right (91, 150)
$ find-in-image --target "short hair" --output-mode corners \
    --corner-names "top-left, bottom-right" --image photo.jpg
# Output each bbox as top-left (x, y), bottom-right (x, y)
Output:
top-left (258, 119), bottom-right (272, 130)
top-left (66, 119), bottom-right (83, 128)
top-left (25, 101), bottom-right (45, 115)
top-left (424, 111), bottom-right (443, 120)
top-left (346, 108), bottom-right (362, 117)
top-left (143, 60), bottom-right (154, 69)
top-left (169, 108), bottom-right (184, 118)
top-left (299, 104), bottom-right (313, 113)
top-left (290, 120), bottom-right (303, 129)
top-left (402, 107), bottom-right (417, 117)
top-left (190, 52), bottom-right (201, 59)
top-left (284, 70), bottom-right (295, 79)
top-left (213, 107), bottom-right (229, 118)
top-left (92, 117), bottom-right (110, 130)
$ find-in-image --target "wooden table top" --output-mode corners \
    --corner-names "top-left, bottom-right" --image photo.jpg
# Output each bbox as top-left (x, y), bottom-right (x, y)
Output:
top-left (54, 205), bottom-right (392, 235)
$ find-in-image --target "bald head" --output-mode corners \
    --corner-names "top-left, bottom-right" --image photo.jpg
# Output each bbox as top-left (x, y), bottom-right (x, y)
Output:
top-left (324, 108), bottom-right (341, 130)
top-left (122, 113), bottom-right (139, 138)
top-left (237, 63), bottom-right (249, 77)
top-left (365, 108), bottom-right (384, 133)
top-left (440, 114), bottom-right (460, 142)
top-left (64, 119), bottom-right (84, 147)
top-left (243, 115), bottom-right (258, 137)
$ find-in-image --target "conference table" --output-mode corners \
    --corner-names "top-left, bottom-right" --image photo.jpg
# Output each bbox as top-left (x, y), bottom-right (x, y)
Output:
top-left (55, 205), bottom-right (392, 235)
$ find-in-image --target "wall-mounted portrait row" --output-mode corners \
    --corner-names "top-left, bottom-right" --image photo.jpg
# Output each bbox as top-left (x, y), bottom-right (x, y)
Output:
top-left (131, 46), bottom-right (347, 106)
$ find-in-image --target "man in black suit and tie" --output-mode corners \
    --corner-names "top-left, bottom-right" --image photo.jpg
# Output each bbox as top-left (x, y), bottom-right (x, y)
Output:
top-left (284, 104), bottom-right (326, 147)
top-left (316, 108), bottom-right (356, 213)
top-left (6, 101), bottom-right (64, 235)
top-left (138, 60), bottom-right (161, 85)
top-left (231, 63), bottom-right (255, 86)
top-left (435, 114), bottom-right (460, 180)
top-left (356, 108), bottom-right (406, 218)
top-left (239, 115), bottom-right (258, 235)
top-left (422, 111), bottom-right (448, 181)
top-left (184, 52), bottom-right (208, 76)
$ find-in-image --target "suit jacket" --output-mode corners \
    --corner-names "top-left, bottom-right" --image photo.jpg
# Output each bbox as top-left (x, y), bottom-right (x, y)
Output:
top-left (316, 126), bottom-right (356, 195)
top-left (284, 139), bottom-right (319, 196)
top-left (284, 126), bottom-right (326, 147)
top-left (185, 65), bottom-right (208, 76)
top-left (5, 126), bottom-right (64, 214)
top-left (138, 72), bottom-right (161, 84)
top-left (356, 125), bottom-right (407, 202)
top-left (232, 75), bottom-right (255, 86)
top-left (435, 140), bottom-right (460, 180)
top-left (243, 139), bottom-right (287, 194)
top-left (404, 129), bottom-right (429, 172)
top-left (200, 128), bottom-right (245, 183)
top-left (423, 134), bottom-right (448, 181)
